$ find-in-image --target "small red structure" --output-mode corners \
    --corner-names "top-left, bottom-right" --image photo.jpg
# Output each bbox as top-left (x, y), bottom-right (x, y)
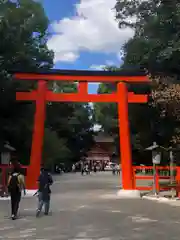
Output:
top-left (13, 69), bottom-right (149, 191)
top-left (86, 133), bottom-right (114, 167)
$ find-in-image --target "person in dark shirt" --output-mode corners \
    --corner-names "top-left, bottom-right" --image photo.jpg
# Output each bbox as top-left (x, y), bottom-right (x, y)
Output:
top-left (36, 167), bottom-right (53, 217)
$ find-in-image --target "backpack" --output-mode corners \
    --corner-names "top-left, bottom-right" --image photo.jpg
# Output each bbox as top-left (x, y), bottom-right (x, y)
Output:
top-left (8, 173), bottom-right (20, 193)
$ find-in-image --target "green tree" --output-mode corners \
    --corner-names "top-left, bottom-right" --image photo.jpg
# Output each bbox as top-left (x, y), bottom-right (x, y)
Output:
top-left (93, 73), bottom-right (172, 164)
top-left (93, 0), bottom-right (180, 165)
top-left (115, 0), bottom-right (180, 146)
top-left (0, 0), bottom-right (53, 162)
top-left (46, 82), bottom-right (95, 164)
top-left (94, 81), bottom-right (153, 157)
top-left (43, 128), bottom-right (70, 169)
top-left (115, 0), bottom-right (180, 76)
top-left (0, 0), bottom-right (96, 168)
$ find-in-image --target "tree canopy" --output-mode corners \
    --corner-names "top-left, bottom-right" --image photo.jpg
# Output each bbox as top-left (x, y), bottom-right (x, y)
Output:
top-left (93, 0), bottom-right (180, 165)
top-left (115, 0), bottom-right (180, 76)
top-left (0, 0), bottom-right (94, 169)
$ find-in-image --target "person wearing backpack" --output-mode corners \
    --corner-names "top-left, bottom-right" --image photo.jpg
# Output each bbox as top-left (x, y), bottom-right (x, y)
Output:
top-left (7, 167), bottom-right (26, 220)
top-left (36, 167), bottom-right (53, 217)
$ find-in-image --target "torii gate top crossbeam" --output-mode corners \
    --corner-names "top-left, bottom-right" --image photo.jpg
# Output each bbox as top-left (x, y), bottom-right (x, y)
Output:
top-left (14, 69), bottom-right (149, 83)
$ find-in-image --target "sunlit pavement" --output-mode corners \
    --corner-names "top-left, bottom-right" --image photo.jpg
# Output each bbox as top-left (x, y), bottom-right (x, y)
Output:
top-left (0, 172), bottom-right (180, 239)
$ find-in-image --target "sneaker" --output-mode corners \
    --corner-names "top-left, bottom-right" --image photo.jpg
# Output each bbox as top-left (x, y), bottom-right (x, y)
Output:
top-left (36, 210), bottom-right (40, 217)
top-left (11, 215), bottom-right (15, 220)
top-left (44, 212), bottom-right (48, 216)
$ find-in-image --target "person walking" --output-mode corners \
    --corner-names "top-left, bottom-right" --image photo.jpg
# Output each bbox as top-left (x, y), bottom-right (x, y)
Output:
top-left (112, 165), bottom-right (116, 175)
top-left (93, 164), bottom-right (97, 173)
top-left (7, 167), bottom-right (26, 220)
top-left (85, 164), bottom-right (89, 175)
top-left (81, 162), bottom-right (84, 175)
top-left (36, 167), bottom-right (53, 217)
top-left (116, 164), bottom-right (121, 175)
top-left (72, 164), bottom-right (76, 173)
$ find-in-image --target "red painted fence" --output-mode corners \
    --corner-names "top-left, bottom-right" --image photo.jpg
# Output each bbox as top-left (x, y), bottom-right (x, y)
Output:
top-left (133, 166), bottom-right (180, 195)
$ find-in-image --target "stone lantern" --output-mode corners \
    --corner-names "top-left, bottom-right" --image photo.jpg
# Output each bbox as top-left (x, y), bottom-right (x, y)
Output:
top-left (0, 142), bottom-right (15, 197)
top-left (145, 142), bottom-right (162, 195)
top-left (146, 142), bottom-right (162, 165)
top-left (1, 142), bottom-right (15, 165)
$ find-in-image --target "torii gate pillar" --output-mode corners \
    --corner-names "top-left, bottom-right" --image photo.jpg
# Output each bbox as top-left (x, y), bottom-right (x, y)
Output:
top-left (117, 82), bottom-right (140, 198)
top-left (26, 80), bottom-right (47, 190)
top-left (118, 82), bottom-right (133, 189)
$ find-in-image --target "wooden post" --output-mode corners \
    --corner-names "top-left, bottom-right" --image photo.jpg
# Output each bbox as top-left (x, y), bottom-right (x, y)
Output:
top-left (2, 166), bottom-right (6, 195)
top-left (170, 150), bottom-right (174, 184)
top-left (26, 80), bottom-right (47, 190)
top-left (153, 164), bottom-right (159, 195)
top-left (78, 82), bottom-right (88, 95)
top-left (117, 82), bottom-right (134, 190)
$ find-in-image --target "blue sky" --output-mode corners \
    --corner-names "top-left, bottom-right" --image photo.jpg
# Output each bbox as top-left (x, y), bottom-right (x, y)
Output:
top-left (42, 0), bottom-right (132, 93)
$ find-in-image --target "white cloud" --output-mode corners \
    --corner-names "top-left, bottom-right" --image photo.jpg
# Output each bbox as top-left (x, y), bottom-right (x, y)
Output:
top-left (89, 64), bottom-right (106, 70)
top-left (117, 51), bottom-right (124, 61)
top-left (56, 52), bottom-right (79, 62)
top-left (105, 60), bottom-right (115, 66)
top-left (47, 0), bottom-right (134, 63)
top-left (89, 60), bottom-right (116, 70)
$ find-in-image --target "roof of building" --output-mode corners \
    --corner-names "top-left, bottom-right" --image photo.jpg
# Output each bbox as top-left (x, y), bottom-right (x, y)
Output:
top-left (0, 142), bottom-right (15, 152)
top-left (94, 132), bottom-right (114, 143)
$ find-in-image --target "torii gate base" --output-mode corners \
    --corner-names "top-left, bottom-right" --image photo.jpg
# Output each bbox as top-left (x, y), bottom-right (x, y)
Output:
top-left (14, 69), bottom-right (149, 198)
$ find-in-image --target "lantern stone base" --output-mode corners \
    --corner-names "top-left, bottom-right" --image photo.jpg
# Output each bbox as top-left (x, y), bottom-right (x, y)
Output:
top-left (117, 189), bottom-right (141, 199)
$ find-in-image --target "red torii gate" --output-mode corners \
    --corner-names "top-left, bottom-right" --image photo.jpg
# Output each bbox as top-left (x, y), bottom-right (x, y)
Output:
top-left (14, 69), bottom-right (149, 193)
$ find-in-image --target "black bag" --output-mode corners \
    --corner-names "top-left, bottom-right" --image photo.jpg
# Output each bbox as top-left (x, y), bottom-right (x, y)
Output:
top-left (8, 173), bottom-right (20, 193)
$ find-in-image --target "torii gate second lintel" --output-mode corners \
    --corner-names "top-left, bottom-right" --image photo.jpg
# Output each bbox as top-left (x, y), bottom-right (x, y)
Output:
top-left (14, 69), bottom-right (150, 191)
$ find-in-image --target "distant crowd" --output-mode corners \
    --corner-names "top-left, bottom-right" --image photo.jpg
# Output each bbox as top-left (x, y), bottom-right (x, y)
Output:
top-left (71, 162), bottom-right (121, 176)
